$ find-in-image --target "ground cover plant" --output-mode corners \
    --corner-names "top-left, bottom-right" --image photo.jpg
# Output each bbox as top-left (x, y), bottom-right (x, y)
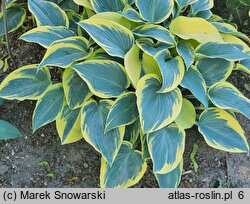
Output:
top-left (0, 0), bottom-right (250, 188)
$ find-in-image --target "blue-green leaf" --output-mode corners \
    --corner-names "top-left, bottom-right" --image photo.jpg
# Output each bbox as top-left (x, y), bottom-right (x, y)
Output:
top-left (155, 160), bottom-right (183, 188)
top-left (136, 0), bottom-right (174, 24)
top-left (59, 0), bottom-right (79, 12)
top-left (176, 0), bottom-right (198, 9)
top-left (212, 22), bottom-right (249, 42)
top-left (71, 60), bottom-right (129, 98)
top-left (91, 0), bottom-right (128, 13)
top-left (196, 58), bottom-right (233, 86)
top-left (124, 119), bottom-right (140, 144)
top-left (155, 51), bottom-right (185, 93)
top-left (79, 19), bottom-right (134, 58)
top-left (148, 124), bottom-right (185, 174)
top-left (81, 99), bottom-right (124, 165)
top-left (119, 6), bottom-right (143, 22)
top-left (136, 74), bottom-right (183, 133)
top-left (181, 66), bottom-right (208, 108)
top-left (100, 142), bottom-right (147, 188)
top-left (0, 65), bottom-right (51, 101)
top-left (197, 108), bottom-right (249, 153)
top-left (39, 36), bottom-right (92, 69)
top-left (195, 42), bottom-right (250, 61)
top-left (33, 84), bottom-right (65, 132)
top-left (208, 82), bottom-right (250, 118)
top-left (136, 38), bottom-right (173, 56)
top-left (191, 0), bottom-right (214, 15)
top-left (237, 59), bottom-right (250, 74)
top-left (28, 0), bottom-right (69, 27)
top-left (20, 26), bottom-right (76, 48)
top-left (176, 41), bottom-right (195, 69)
top-left (0, 120), bottom-right (21, 140)
top-left (133, 24), bottom-right (176, 45)
top-left (63, 68), bottom-right (92, 110)
top-left (0, 6), bottom-right (26, 37)
top-left (105, 92), bottom-right (138, 132)
top-left (56, 103), bottom-right (82, 144)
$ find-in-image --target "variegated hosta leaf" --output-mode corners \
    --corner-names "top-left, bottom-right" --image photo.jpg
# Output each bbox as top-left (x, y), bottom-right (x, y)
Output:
top-left (79, 19), bottom-right (134, 58)
top-left (175, 99), bottom-right (196, 130)
top-left (169, 16), bottom-right (223, 43)
top-left (212, 22), bottom-right (249, 43)
top-left (136, 38), bottom-right (173, 57)
top-left (105, 92), bottom-right (138, 132)
top-left (91, 0), bottom-right (130, 13)
top-left (155, 51), bottom-right (185, 93)
top-left (0, 120), bottom-right (21, 140)
top-left (136, 74), bottom-right (183, 133)
top-left (100, 142), bottom-right (147, 188)
top-left (124, 44), bottom-right (160, 87)
top-left (28, 0), bottom-right (69, 27)
top-left (59, 0), bottom-right (79, 12)
top-left (197, 108), bottom-right (249, 153)
top-left (39, 36), bottom-right (92, 69)
top-left (176, 41), bottom-right (195, 69)
top-left (81, 99), bottom-right (124, 165)
top-left (221, 34), bottom-right (250, 53)
top-left (120, 6), bottom-right (143, 22)
top-left (136, 0), bottom-right (174, 24)
top-left (176, 0), bottom-right (198, 9)
top-left (196, 9), bottom-right (212, 19)
top-left (181, 66), bottom-right (208, 108)
top-left (63, 68), bottom-right (92, 110)
top-left (73, 0), bottom-right (93, 10)
top-left (155, 160), bottom-right (183, 188)
top-left (71, 60), bottom-right (129, 98)
top-left (88, 12), bottom-right (134, 30)
top-left (208, 82), bottom-right (250, 118)
top-left (20, 26), bottom-right (76, 48)
top-left (237, 59), bottom-right (250, 74)
top-left (33, 84), bottom-right (65, 132)
top-left (195, 42), bottom-right (250, 61)
top-left (0, 6), bottom-right (26, 37)
top-left (196, 58), bottom-right (233, 86)
top-left (66, 11), bottom-right (82, 35)
top-left (148, 124), bottom-right (185, 174)
top-left (56, 103), bottom-right (82, 144)
top-left (133, 24), bottom-right (176, 45)
top-left (124, 119), bottom-right (140, 144)
top-left (0, 65), bottom-right (51, 101)
top-left (191, 0), bottom-right (214, 15)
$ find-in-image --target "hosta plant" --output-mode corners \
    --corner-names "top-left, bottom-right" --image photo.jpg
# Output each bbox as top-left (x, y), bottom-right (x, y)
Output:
top-left (0, 0), bottom-right (250, 188)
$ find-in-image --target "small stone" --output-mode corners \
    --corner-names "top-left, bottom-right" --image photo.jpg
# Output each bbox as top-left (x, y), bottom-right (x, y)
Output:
top-left (83, 163), bottom-right (88, 168)
top-left (44, 182), bottom-right (47, 187)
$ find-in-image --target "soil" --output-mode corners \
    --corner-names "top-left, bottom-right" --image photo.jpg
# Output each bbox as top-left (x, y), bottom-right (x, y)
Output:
top-left (0, 0), bottom-right (250, 188)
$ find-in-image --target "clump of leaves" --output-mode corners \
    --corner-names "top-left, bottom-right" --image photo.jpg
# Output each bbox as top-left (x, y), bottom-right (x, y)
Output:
top-left (0, 0), bottom-right (250, 188)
